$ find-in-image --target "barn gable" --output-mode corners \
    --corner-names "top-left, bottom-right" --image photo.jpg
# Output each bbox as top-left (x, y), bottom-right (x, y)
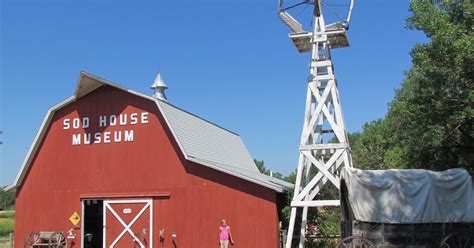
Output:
top-left (7, 71), bottom-right (291, 192)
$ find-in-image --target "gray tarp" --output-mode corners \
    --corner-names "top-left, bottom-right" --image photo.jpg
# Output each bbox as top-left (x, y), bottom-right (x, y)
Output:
top-left (341, 167), bottom-right (474, 223)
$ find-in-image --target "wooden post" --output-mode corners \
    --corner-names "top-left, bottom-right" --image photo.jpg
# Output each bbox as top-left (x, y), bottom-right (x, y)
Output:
top-left (9, 233), bottom-right (13, 248)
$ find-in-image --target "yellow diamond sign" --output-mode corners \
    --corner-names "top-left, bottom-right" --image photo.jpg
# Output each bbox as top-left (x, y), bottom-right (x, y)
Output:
top-left (69, 211), bottom-right (81, 226)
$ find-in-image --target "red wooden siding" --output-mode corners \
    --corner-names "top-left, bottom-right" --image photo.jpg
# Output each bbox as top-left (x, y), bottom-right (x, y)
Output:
top-left (14, 85), bottom-right (280, 247)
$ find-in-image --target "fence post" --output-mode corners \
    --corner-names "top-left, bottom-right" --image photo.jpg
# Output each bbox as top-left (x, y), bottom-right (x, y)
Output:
top-left (9, 233), bottom-right (13, 248)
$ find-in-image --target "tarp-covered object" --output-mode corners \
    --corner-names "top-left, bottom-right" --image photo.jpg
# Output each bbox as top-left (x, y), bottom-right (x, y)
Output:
top-left (341, 167), bottom-right (474, 223)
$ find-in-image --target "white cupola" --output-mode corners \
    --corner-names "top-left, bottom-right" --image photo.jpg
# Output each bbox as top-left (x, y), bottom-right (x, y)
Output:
top-left (150, 73), bottom-right (168, 101)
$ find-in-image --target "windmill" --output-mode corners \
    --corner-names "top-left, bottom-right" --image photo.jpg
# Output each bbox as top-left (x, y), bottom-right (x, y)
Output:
top-left (277, 0), bottom-right (355, 247)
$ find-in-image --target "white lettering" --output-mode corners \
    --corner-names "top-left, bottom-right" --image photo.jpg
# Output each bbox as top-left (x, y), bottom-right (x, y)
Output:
top-left (94, 132), bottom-right (101, 144)
top-left (73, 118), bottom-right (80, 129)
top-left (82, 117), bottom-right (89, 129)
top-left (119, 114), bottom-right (127, 126)
top-left (141, 112), bottom-right (149, 124)
top-left (99, 116), bottom-right (107, 127)
top-left (63, 119), bottom-right (70, 130)
top-left (84, 133), bottom-right (91, 144)
top-left (103, 132), bottom-right (111, 143)
top-left (109, 115), bottom-right (117, 126)
top-left (66, 112), bottom-right (151, 145)
top-left (124, 130), bottom-right (134, 142)
top-left (72, 134), bottom-right (81, 145)
top-left (114, 131), bottom-right (122, 142)
top-left (130, 113), bottom-right (138, 125)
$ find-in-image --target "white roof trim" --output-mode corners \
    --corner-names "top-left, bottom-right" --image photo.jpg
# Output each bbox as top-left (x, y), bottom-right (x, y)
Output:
top-left (74, 72), bottom-right (132, 98)
top-left (7, 72), bottom-right (291, 193)
top-left (6, 96), bottom-right (76, 192)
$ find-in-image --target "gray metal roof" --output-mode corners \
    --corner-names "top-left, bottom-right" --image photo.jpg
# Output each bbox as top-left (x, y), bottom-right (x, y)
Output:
top-left (157, 100), bottom-right (260, 173)
top-left (156, 100), bottom-right (293, 191)
top-left (6, 72), bottom-right (292, 192)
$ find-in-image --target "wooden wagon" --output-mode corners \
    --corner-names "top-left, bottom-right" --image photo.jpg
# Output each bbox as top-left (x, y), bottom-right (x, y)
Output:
top-left (24, 232), bottom-right (66, 248)
top-left (337, 168), bottom-right (474, 248)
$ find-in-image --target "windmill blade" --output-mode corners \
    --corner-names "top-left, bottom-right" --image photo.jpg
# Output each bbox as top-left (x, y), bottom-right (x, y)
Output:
top-left (346, 0), bottom-right (354, 26)
top-left (278, 11), bottom-right (306, 33)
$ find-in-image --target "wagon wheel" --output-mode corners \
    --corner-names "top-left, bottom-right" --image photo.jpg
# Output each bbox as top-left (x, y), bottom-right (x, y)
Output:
top-left (440, 232), bottom-right (474, 248)
top-left (53, 232), bottom-right (66, 247)
top-left (336, 236), bottom-right (375, 248)
top-left (24, 232), bottom-right (40, 247)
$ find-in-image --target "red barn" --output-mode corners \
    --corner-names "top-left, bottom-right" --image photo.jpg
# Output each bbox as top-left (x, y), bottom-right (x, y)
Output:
top-left (7, 72), bottom-right (291, 248)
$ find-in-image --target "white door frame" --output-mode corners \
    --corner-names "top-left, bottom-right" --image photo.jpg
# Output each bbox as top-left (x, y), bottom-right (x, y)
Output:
top-left (103, 199), bottom-right (153, 248)
top-left (81, 199), bottom-right (102, 248)
top-left (81, 199), bottom-right (85, 248)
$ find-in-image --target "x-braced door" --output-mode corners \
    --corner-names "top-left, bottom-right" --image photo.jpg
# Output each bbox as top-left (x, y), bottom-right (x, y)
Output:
top-left (103, 199), bottom-right (153, 248)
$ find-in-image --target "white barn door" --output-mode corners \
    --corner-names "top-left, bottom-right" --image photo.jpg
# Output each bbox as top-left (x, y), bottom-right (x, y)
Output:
top-left (103, 199), bottom-right (153, 248)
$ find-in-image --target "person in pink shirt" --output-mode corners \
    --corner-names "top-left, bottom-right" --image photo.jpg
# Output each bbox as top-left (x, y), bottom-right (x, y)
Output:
top-left (219, 219), bottom-right (233, 248)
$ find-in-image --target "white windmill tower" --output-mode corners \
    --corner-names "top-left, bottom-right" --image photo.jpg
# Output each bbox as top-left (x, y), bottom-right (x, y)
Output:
top-left (278, 0), bottom-right (355, 247)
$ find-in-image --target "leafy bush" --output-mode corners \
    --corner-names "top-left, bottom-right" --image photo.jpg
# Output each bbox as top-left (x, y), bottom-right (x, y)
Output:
top-left (0, 190), bottom-right (15, 210)
top-left (0, 211), bottom-right (14, 219)
top-left (0, 218), bottom-right (14, 237)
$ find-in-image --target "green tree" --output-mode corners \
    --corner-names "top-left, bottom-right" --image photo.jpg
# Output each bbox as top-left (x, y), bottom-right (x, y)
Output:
top-left (349, 120), bottom-right (405, 170)
top-left (253, 159), bottom-right (286, 180)
top-left (351, 0), bottom-right (473, 173)
top-left (0, 188), bottom-right (15, 210)
top-left (386, 0), bottom-right (473, 173)
top-left (254, 159), bottom-right (269, 175)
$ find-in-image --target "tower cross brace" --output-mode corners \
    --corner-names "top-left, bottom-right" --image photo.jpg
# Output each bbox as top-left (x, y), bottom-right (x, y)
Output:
top-left (283, 2), bottom-right (353, 247)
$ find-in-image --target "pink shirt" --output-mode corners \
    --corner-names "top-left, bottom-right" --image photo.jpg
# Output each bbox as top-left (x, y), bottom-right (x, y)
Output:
top-left (219, 226), bottom-right (230, 240)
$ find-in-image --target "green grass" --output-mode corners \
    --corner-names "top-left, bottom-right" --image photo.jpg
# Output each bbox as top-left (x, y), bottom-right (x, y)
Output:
top-left (0, 211), bottom-right (15, 248)
top-left (0, 219), bottom-right (14, 237)
top-left (0, 211), bottom-right (14, 238)
top-left (0, 211), bottom-right (14, 219)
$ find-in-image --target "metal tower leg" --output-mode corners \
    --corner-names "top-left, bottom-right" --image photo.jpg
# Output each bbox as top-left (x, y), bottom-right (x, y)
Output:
top-left (285, 13), bottom-right (353, 248)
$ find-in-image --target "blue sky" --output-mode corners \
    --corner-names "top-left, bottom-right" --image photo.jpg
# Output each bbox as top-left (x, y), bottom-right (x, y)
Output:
top-left (0, 0), bottom-right (426, 186)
